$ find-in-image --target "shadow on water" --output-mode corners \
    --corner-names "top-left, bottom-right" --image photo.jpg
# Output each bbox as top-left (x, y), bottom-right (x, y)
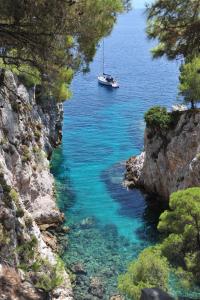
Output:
top-left (51, 147), bottom-right (77, 211)
top-left (101, 162), bottom-right (168, 243)
top-left (98, 82), bottom-right (116, 93)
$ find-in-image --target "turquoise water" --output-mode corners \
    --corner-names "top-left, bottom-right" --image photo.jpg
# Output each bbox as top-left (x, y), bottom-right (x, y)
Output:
top-left (52, 9), bottom-right (181, 300)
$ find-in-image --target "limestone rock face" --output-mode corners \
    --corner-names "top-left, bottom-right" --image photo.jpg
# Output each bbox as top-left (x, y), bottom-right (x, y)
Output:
top-left (0, 71), bottom-right (73, 299)
top-left (125, 110), bottom-right (200, 200)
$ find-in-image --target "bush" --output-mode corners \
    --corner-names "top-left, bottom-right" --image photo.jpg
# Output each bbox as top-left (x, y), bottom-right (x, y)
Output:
top-left (144, 106), bottom-right (172, 130)
top-left (21, 145), bottom-right (31, 163)
top-left (158, 187), bottom-right (200, 284)
top-left (9, 189), bottom-right (19, 204)
top-left (12, 101), bottom-right (21, 113)
top-left (118, 247), bottom-right (170, 300)
top-left (34, 129), bottom-right (42, 141)
top-left (0, 224), bottom-right (10, 245)
top-left (16, 208), bottom-right (24, 218)
top-left (24, 214), bottom-right (33, 228)
top-left (179, 57), bottom-right (200, 109)
top-left (17, 235), bottom-right (38, 269)
top-left (35, 257), bottom-right (65, 292)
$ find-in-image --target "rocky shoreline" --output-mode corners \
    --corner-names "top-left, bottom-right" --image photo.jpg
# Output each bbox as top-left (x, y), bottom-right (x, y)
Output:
top-left (125, 110), bottom-right (200, 200)
top-left (0, 71), bottom-right (73, 299)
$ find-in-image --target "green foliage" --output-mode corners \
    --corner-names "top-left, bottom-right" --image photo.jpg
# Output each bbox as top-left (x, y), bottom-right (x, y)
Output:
top-left (34, 257), bottom-right (65, 292)
top-left (0, 224), bottom-right (11, 245)
top-left (21, 145), bottom-right (31, 163)
top-left (9, 188), bottom-right (19, 203)
top-left (0, 175), bottom-right (11, 194)
top-left (9, 187), bottom-right (23, 218)
top-left (0, 59), bottom-right (41, 87)
top-left (174, 267), bottom-right (194, 290)
top-left (0, 137), bottom-right (7, 145)
top-left (144, 106), bottom-right (172, 130)
top-left (146, 0), bottom-right (200, 59)
top-left (158, 188), bottom-right (200, 285)
top-left (0, 175), bottom-right (16, 208)
top-left (16, 208), bottom-right (25, 218)
top-left (24, 214), bottom-right (33, 228)
top-left (160, 234), bottom-right (183, 266)
top-left (34, 129), bottom-right (42, 142)
top-left (0, 0), bottom-right (130, 101)
top-left (118, 188), bottom-right (200, 298)
top-left (179, 57), bottom-right (200, 108)
top-left (118, 247), bottom-right (170, 300)
top-left (17, 235), bottom-right (38, 270)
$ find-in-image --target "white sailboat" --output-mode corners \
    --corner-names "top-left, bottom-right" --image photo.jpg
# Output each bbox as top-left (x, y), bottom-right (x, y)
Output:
top-left (98, 40), bottom-right (119, 88)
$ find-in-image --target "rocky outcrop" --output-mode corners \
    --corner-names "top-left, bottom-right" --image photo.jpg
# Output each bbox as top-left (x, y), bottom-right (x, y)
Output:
top-left (125, 110), bottom-right (200, 200)
top-left (0, 71), bottom-right (73, 299)
top-left (140, 288), bottom-right (174, 300)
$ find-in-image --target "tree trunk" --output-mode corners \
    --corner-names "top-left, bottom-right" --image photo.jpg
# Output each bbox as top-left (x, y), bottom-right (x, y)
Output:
top-left (191, 100), bottom-right (195, 109)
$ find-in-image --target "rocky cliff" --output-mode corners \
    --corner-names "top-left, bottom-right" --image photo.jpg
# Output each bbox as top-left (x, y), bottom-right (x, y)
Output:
top-left (0, 71), bottom-right (73, 299)
top-left (125, 110), bottom-right (200, 200)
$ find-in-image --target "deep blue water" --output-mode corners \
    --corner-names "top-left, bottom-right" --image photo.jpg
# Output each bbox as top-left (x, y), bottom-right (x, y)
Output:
top-left (51, 9), bottom-right (185, 300)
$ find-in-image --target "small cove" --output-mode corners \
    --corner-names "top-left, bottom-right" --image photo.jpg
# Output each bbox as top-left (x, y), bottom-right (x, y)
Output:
top-left (51, 9), bottom-right (180, 300)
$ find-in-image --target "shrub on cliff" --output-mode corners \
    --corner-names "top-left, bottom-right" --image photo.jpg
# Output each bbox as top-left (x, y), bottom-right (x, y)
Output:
top-left (34, 257), bottom-right (65, 293)
top-left (144, 106), bottom-right (172, 130)
top-left (118, 247), bottom-right (170, 300)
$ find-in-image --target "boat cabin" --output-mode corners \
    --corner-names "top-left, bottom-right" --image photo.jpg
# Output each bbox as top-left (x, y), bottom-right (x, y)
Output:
top-left (103, 73), bottom-right (114, 82)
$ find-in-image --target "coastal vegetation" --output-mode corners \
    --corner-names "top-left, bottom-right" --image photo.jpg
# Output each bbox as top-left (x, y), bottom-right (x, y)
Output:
top-left (118, 247), bottom-right (169, 299)
top-left (146, 0), bottom-right (200, 60)
top-left (144, 106), bottom-right (173, 130)
top-left (118, 188), bottom-right (200, 299)
top-left (146, 0), bottom-right (200, 109)
top-left (179, 57), bottom-right (200, 109)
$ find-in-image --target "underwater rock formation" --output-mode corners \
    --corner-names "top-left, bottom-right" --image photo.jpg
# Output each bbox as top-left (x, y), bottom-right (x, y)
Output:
top-left (141, 288), bottom-right (174, 300)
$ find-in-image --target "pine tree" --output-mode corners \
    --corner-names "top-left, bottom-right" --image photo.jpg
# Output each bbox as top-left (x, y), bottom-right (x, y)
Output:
top-left (146, 0), bottom-right (200, 60)
top-left (0, 0), bottom-right (130, 101)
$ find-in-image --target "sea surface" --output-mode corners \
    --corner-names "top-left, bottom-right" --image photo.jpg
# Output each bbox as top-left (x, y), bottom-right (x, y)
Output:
top-left (51, 9), bottom-right (195, 300)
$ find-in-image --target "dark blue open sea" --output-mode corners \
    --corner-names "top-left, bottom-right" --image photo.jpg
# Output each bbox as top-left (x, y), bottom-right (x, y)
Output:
top-left (51, 9), bottom-right (198, 300)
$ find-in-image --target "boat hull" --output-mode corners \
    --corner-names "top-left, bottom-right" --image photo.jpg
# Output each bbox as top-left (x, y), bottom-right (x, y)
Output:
top-left (98, 76), bottom-right (119, 88)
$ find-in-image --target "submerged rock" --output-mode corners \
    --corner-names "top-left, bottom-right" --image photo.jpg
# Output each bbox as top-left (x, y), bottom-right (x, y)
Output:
top-left (89, 277), bottom-right (104, 298)
top-left (71, 262), bottom-right (87, 275)
top-left (110, 295), bottom-right (124, 300)
top-left (80, 217), bottom-right (96, 229)
top-left (141, 288), bottom-right (174, 300)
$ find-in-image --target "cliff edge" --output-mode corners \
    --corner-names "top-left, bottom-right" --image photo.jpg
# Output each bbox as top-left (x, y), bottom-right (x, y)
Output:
top-left (125, 110), bottom-right (200, 200)
top-left (0, 71), bottom-right (73, 299)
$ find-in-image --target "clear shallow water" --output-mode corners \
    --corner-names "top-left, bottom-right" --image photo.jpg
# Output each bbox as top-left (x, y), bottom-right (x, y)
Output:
top-left (51, 9), bottom-right (182, 300)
